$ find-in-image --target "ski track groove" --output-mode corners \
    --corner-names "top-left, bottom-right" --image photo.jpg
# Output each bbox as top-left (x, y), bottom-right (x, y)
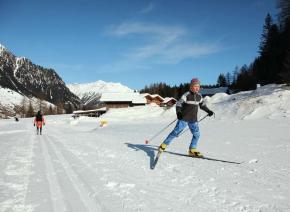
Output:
top-left (21, 132), bottom-right (36, 211)
top-left (39, 135), bottom-right (67, 212)
top-left (48, 136), bottom-right (111, 212)
top-left (0, 123), bottom-right (35, 212)
top-left (43, 135), bottom-right (106, 212)
top-left (48, 129), bottom-right (193, 211)
top-left (47, 133), bottom-right (147, 211)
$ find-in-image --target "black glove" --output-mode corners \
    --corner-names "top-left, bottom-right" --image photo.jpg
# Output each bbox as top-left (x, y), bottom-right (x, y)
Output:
top-left (207, 110), bottom-right (214, 117)
top-left (177, 112), bottom-right (183, 120)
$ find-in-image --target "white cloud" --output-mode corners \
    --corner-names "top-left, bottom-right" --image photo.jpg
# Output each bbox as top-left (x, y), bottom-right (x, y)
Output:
top-left (158, 43), bottom-right (221, 64)
top-left (104, 21), bottom-right (222, 70)
top-left (106, 21), bottom-right (185, 38)
top-left (140, 2), bottom-right (155, 14)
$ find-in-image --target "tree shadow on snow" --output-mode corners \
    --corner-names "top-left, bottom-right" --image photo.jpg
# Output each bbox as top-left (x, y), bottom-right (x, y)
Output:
top-left (125, 143), bottom-right (158, 169)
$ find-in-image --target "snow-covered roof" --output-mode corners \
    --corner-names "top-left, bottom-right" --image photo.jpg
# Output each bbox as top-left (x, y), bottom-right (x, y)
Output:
top-left (163, 97), bottom-right (177, 103)
top-left (140, 93), bottom-right (150, 97)
top-left (100, 92), bottom-right (146, 104)
top-left (200, 87), bottom-right (228, 95)
top-left (143, 94), bottom-right (164, 101)
top-left (150, 94), bottom-right (164, 100)
top-left (73, 107), bottom-right (107, 114)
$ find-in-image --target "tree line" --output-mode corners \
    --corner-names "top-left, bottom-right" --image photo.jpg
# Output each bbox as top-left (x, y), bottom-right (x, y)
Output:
top-left (141, 0), bottom-right (290, 98)
top-left (140, 82), bottom-right (222, 99)
top-left (13, 97), bottom-right (66, 118)
top-left (230, 0), bottom-right (290, 91)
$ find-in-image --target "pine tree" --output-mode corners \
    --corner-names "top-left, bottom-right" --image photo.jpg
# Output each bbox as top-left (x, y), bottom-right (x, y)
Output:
top-left (20, 97), bottom-right (27, 117)
top-left (259, 14), bottom-right (275, 56)
top-left (48, 105), bottom-right (54, 115)
top-left (234, 65), bottom-right (256, 91)
top-left (232, 66), bottom-right (239, 85)
top-left (65, 103), bottom-right (73, 114)
top-left (217, 74), bottom-right (227, 87)
top-left (280, 50), bottom-right (290, 84)
top-left (278, 0), bottom-right (290, 30)
top-left (277, 0), bottom-right (290, 83)
top-left (256, 13), bottom-right (280, 84)
top-left (56, 103), bottom-right (65, 114)
top-left (26, 101), bottom-right (35, 117)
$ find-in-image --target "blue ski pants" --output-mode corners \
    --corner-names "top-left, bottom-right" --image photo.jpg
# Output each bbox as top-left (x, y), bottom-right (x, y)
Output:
top-left (163, 120), bottom-right (200, 149)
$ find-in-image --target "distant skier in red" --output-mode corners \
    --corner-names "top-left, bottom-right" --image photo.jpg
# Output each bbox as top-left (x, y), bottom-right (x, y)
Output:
top-left (34, 111), bottom-right (45, 135)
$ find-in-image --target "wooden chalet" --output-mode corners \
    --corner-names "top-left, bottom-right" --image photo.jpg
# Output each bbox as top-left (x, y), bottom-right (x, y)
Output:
top-left (160, 97), bottom-right (177, 107)
top-left (143, 94), bottom-right (164, 106)
top-left (100, 92), bottom-right (146, 109)
top-left (72, 107), bottom-right (107, 117)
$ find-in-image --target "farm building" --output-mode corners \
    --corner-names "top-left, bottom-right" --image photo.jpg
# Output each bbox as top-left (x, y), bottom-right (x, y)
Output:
top-left (160, 97), bottom-right (177, 107)
top-left (142, 94), bottom-right (164, 106)
top-left (72, 107), bottom-right (107, 117)
top-left (100, 92), bottom-right (146, 108)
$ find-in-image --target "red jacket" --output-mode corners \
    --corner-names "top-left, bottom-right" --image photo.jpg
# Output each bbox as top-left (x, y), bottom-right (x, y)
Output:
top-left (34, 116), bottom-right (45, 127)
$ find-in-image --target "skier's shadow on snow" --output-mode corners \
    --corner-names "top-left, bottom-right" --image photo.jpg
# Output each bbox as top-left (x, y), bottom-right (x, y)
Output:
top-left (125, 143), bottom-right (158, 169)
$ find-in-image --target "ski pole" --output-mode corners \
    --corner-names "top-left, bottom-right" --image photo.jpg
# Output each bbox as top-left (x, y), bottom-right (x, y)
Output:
top-left (145, 119), bottom-right (177, 144)
top-left (179, 114), bottom-right (210, 137)
top-left (198, 114), bottom-right (210, 123)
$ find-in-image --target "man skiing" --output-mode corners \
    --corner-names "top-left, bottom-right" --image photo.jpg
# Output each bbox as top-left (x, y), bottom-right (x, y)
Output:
top-left (34, 111), bottom-right (45, 135)
top-left (158, 78), bottom-right (214, 157)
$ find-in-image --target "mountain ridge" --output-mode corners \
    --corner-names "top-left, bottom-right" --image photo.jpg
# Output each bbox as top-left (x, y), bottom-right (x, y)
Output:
top-left (0, 43), bottom-right (80, 112)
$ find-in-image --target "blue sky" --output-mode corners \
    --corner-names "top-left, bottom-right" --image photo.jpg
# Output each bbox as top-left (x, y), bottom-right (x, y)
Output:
top-left (0, 0), bottom-right (278, 90)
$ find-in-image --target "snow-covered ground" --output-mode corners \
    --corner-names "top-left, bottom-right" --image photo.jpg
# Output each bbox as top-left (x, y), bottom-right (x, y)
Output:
top-left (1, 84), bottom-right (290, 212)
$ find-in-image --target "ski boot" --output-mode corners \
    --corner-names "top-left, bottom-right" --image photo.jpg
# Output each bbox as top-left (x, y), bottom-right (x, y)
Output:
top-left (158, 143), bottom-right (167, 152)
top-left (188, 148), bottom-right (203, 158)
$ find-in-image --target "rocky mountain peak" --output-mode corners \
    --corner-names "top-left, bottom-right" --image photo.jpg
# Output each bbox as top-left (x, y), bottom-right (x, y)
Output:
top-left (0, 44), bottom-right (80, 110)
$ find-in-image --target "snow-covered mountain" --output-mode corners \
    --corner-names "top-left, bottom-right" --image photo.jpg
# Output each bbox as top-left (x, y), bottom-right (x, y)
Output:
top-left (0, 86), bottom-right (55, 118)
top-left (67, 80), bottom-right (134, 106)
top-left (0, 44), bottom-right (80, 112)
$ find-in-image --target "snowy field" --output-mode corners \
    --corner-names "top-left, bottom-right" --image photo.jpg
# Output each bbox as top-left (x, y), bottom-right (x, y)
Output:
top-left (1, 85), bottom-right (290, 212)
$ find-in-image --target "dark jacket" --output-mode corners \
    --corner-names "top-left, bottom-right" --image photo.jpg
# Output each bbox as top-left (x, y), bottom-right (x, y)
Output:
top-left (176, 91), bottom-right (211, 122)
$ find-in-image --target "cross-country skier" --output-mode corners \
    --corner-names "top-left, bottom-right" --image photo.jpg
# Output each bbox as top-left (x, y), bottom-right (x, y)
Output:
top-left (158, 78), bottom-right (214, 157)
top-left (34, 111), bottom-right (45, 135)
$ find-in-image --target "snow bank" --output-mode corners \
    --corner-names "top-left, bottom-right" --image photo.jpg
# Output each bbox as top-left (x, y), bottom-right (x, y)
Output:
top-left (205, 84), bottom-right (290, 120)
top-left (101, 104), bottom-right (175, 122)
